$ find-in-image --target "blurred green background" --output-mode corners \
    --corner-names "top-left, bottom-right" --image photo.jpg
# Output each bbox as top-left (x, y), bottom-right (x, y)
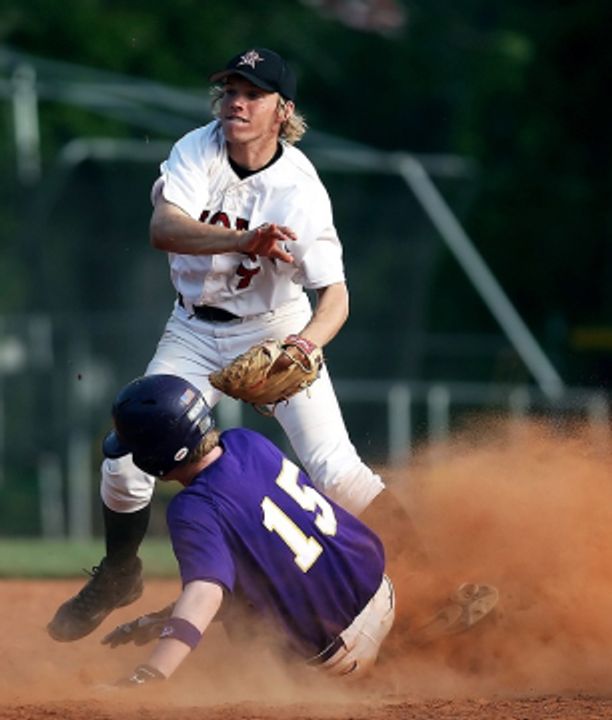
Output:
top-left (0, 0), bottom-right (610, 568)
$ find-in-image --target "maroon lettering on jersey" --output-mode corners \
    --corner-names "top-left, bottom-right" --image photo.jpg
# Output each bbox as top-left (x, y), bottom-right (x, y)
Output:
top-left (198, 211), bottom-right (250, 232)
top-left (237, 263), bottom-right (261, 289)
top-left (209, 211), bottom-right (231, 228)
top-left (196, 211), bottom-right (260, 289)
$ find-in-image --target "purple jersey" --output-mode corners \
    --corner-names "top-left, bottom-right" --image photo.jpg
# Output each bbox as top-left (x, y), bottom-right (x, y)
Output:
top-left (167, 428), bottom-right (385, 658)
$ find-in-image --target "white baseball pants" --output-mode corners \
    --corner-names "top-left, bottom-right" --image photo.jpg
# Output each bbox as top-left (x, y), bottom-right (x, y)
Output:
top-left (319, 574), bottom-right (395, 677)
top-left (101, 294), bottom-right (385, 517)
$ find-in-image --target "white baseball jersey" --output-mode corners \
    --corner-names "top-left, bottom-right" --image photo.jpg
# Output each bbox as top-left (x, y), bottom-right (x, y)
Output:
top-left (101, 120), bottom-right (385, 520)
top-left (157, 120), bottom-right (345, 317)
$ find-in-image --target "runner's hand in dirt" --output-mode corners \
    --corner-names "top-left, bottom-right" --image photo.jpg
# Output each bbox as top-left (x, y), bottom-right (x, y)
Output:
top-left (101, 603), bottom-right (174, 648)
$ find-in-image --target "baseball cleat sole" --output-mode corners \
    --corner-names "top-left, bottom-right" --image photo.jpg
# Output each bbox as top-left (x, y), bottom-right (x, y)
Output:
top-left (410, 582), bottom-right (499, 645)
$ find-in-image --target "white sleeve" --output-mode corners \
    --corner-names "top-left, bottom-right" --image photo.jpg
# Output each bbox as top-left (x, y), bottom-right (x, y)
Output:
top-left (296, 223), bottom-right (345, 289)
top-left (284, 188), bottom-right (345, 289)
top-left (158, 129), bottom-right (211, 220)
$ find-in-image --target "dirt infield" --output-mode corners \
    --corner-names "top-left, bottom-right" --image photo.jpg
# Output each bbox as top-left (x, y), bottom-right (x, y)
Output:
top-left (3, 419), bottom-right (612, 719)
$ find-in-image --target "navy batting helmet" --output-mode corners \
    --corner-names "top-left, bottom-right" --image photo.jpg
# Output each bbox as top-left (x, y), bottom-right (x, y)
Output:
top-left (102, 374), bottom-right (215, 477)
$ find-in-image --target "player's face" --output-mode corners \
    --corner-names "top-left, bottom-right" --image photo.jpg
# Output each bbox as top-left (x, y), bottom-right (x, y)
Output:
top-left (219, 76), bottom-right (285, 147)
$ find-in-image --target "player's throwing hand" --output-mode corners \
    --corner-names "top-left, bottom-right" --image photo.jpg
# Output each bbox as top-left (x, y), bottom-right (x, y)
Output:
top-left (239, 222), bottom-right (296, 263)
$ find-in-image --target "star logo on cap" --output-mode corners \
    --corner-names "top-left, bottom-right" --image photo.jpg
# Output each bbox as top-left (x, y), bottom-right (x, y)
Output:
top-left (238, 50), bottom-right (264, 69)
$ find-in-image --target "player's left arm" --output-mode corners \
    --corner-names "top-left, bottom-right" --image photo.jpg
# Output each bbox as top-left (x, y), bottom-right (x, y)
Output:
top-left (266, 283), bottom-right (347, 374)
top-left (298, 282), bottom-right (349, 348)
top-left (118, 579), bottom-right (223, 685)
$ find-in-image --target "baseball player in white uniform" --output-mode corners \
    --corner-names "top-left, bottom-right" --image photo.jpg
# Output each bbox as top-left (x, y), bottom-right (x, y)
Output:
top-left (47, 47), bottom-right (390, 643)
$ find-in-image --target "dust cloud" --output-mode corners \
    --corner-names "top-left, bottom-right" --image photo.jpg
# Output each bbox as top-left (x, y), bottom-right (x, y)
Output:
top-left (373, 416), bottom-right (612, 698)
top-left (2, 416), bottom-right (612, 714)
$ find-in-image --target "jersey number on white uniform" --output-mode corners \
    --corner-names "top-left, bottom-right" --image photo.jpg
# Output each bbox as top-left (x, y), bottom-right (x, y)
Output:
top-left (200, 210), bottom-right (260, 288)
top-left (261, 459), bottom-right (337, 572)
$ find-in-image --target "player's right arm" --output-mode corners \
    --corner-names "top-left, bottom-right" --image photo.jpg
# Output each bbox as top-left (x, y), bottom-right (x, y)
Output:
top-left (150, 196), bottom-right (295, 262)
top-left (122, 579), bottom-right (224, 682)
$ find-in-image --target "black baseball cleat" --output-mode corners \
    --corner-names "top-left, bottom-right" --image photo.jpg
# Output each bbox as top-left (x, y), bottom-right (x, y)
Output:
top-left (47, 556), bottom-right (144, 642)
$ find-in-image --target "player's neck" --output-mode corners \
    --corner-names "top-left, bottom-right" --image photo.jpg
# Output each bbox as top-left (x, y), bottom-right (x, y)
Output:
top-left (199, 446), bottom-right (223, 471)
top-left (228, 143), bottom-right (283, 180)
top-left (227, 136), bottom-right (280, 174)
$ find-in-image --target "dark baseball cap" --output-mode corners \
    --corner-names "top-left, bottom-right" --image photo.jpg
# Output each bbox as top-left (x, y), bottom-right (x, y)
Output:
top-left (209, 48), bottom-right (297, 101)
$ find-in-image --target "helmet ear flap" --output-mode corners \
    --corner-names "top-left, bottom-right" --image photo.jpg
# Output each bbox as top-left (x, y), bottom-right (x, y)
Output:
top-left (131, 451), bottom-right (158, 477)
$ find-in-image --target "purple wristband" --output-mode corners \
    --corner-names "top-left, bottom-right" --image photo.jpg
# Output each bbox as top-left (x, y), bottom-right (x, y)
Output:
top-left (159, 618), bottom-right (202, 650)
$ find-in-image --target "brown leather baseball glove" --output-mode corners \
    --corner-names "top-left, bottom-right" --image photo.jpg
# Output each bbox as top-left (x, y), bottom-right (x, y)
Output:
top-left (209, 335), bottom-right (323, 411)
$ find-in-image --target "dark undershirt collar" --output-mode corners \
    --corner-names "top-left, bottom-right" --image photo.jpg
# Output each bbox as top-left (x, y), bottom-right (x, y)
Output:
top-left (228, 143), bottom-right (283, 179)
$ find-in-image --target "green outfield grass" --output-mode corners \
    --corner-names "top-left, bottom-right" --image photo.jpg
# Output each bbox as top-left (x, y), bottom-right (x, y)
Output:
top-left (0, 538), bottom-right (178, 578)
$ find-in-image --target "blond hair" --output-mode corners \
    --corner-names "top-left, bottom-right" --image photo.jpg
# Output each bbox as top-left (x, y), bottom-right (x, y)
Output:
top-left (185, 428), bottom-right (221, 464)
top-left (209, 85), bottom-right (307, 145)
